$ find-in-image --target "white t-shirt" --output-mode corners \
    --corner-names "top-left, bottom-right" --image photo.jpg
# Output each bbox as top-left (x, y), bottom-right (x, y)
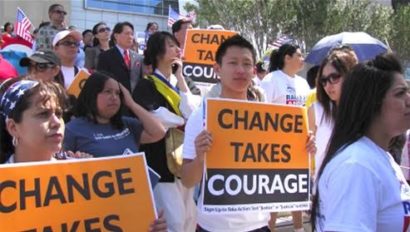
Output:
top-left (183, 102), bottom-right (270, 232)
top-left (252, 76), bottom-right (262, 86)
top-left (313, 102), bottom-right (334, 179)
top-left (316, 136), bottom-right (410, 232)
top-left (401, 130), bottom-right (410, 181)
top-left (261, 70), bottom-right (310, 106)
top-left (61, 65), bottom-right (76, 89)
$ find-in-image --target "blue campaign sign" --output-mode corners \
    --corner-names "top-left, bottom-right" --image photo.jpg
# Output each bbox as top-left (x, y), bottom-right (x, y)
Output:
top-left (84, 0), bottom-right (168, 15)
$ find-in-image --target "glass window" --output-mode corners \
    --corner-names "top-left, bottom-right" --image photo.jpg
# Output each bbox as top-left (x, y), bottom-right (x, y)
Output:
top-left (85, 0), bottom-right (179, 16)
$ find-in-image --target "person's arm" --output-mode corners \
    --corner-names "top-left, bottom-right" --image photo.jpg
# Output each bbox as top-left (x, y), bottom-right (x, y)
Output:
top-left (84, 47), bottom-right (95, 70)
top-left (307, 105), bottom-right (316, 134)
top-left (119, 83), bottom-right (166, 144)
top-left (181, 129), bottom-right (213, 188)
top-left (96, 51), bottom-right (109, 72)
top-left (172, 58), bottom-right (201, 119)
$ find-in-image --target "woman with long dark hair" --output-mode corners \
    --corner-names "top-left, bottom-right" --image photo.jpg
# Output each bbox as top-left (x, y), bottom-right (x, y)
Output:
top-left (312, 53), bottom-right (410, 231)
top-left (261, 44), bottom-right (310, 232)
top-left (312, 47), bottom-right (358, 179)
top-left (133, 31), bottom-right (199, 232)
top-left (84, 22), bottom-right (111, 71)
top-left (64, 71), bottom-right (165, 157)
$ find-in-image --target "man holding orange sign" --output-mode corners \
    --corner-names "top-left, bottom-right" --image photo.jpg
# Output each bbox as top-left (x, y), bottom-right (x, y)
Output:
top-left (181, 35), bottom-right (315, 231)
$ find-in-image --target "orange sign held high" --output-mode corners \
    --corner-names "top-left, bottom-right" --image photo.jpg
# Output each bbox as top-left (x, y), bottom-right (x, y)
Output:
top-left (183, 29), bottom-right (237, 85)
top-left (0, 153), bottom-right (156, 231)
top-left (67, 69), bottom-right (90, 97)
top-left (201, 98), bottom-right (310, 214)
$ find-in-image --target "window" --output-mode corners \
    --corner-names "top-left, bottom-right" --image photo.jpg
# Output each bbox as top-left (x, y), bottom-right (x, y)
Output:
top-left (84, 0), bottom-right (179, 16)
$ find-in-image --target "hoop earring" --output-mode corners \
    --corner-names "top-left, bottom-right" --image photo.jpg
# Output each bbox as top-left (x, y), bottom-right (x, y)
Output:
top-left (12, 136), bottom-right (19, 147)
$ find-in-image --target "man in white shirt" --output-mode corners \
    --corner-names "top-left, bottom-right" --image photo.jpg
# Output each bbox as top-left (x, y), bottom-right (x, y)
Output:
top-left (53, 30), bottom-right (83, 89)
top-left (181, 35), bottom-right (271, 232)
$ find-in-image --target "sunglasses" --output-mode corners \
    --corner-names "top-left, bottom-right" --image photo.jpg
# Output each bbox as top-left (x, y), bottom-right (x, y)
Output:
top-left (58, 41), bottom-right (80, 47)
top-left (319, 73), bottom-right (342, 87)
top-left (32, 63), bottom-right (56, 71)
top-left (97, 27), bottom-right (111, 33)
top-left (53, 10), bottom-right (67, 15)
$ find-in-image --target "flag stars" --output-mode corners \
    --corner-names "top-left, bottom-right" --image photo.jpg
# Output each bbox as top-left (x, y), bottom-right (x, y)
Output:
top-left (16, 89), bottom-right (25, 97)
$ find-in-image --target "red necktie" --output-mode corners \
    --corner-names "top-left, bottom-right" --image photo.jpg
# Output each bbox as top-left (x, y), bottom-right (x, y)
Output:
top-left (123, 50), bottom-right (130, 68)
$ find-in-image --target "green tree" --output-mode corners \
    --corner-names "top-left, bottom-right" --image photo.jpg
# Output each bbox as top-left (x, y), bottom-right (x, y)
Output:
top-left (186, 0), bottom-right (406, 61)
top-left (390, 5), bottom-right (410, 61)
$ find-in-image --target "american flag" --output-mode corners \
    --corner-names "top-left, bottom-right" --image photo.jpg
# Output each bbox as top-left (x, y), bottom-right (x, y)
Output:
top-left (270, 35), bottom-right (291, 49)
top-left (168, 6), bottom-right (181, 27)
top-left (14, 8), bottom-right (33, 43)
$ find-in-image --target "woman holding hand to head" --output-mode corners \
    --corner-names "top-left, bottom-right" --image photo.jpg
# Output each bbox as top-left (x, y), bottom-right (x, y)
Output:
top-left (312, 53), bottom-right (410, 231)
top-left (64, 71), bottom-right (166, 158)
top-left (64, 72), bottom-right (167, 231)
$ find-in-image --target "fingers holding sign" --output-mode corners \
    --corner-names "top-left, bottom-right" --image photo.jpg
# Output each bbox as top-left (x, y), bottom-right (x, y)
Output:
top-left (195, 130), bottom-right (213, 162)
top-left (149, 210), bottom-right (167, 232)
top-left (305, 130), bottom-right (316, 155)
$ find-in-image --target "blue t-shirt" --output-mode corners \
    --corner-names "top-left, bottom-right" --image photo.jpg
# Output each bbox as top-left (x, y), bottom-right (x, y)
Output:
top-left (64, 116), bottom-right (143, 157)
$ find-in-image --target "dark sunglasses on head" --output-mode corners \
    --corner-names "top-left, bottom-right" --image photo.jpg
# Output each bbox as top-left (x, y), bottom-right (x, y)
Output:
top-left (58, 41), bottom-right (80, 47)
top-left (319, 73), bottom-right (342, 87)
top-left (33, 63), bottom-right (56, 71)
top-left (53, 10), bottom-right (67, 15)
top-left (98, 27), bottom-right (111, 33)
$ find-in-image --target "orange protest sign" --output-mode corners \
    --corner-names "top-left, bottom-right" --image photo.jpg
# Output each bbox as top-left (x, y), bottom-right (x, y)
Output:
top-left (201, 98), bottom-right (310, 214)
top-left (67, 69), bottom-right (90, 97)
top-left (184, 29), bottom-right (237, 65)
top-left (0, 153), bottom-right (156, 231)
top-left (182, 30), bottom-right (237, 85)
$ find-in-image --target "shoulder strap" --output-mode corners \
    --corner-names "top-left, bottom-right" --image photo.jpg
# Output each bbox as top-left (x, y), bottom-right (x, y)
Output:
top-left (74, 66), bottom-right (79, 76)
top-left (146, 75), bottom-right (182, 116)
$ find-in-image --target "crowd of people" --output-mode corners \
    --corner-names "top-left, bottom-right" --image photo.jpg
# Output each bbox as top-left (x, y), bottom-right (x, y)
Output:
top-left (1, 3), bottom-right (410, 232)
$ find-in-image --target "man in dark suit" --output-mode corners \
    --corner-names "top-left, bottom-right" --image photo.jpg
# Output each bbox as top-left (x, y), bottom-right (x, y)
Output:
top-left (97, 22), bottom-right (143, 97)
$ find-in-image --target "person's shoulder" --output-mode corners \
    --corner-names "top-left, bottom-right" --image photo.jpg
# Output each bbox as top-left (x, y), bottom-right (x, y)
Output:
top-left (332, 137), bottom-right (381, 167)
top-left (122, 116), bottom-right (139, 124)
top-left (136, 76), bottom-right (155, 88)
top-left (66, 117), bottom-right (89, 128)
top-left (85, 46), bottom-right (98, 54)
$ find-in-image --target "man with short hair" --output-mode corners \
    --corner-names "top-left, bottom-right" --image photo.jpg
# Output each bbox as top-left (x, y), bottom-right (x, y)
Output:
top-left (181, 35), bottom-right (272, 231)
top-left (171, 19), bottom-right (201, 95)
top-left (53, 30), bottom-right (83, 88)
top-left (172, 19), bottom-right (193, 50)
top-left (97, 22), bottom-right (144, 101)
top-left (82, 29), bottom-right (94, 51)
top-left (35, 4), bottom-right (67, 50)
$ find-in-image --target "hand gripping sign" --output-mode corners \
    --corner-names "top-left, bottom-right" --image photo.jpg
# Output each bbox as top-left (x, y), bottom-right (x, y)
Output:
top-left (0, 153), bottom-right (156, 231)
top-left (202, 99), bottom-right (310, 214)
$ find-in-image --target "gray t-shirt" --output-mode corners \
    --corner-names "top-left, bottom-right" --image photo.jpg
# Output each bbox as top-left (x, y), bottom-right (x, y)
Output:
top-left (64, 116), bottom-right (143, 157)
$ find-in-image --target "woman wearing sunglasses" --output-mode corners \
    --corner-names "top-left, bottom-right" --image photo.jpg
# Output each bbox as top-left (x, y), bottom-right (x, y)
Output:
top-left (85, 22), bottom-right (112, 71)
top-left (1, 50), bottom-right (64, 107)
top-left (19, 49), bottom-right (64, 86)
top-left (312, 53), bottom-right (410, 232)
top-left (313, 48), bottom-right (358, 180)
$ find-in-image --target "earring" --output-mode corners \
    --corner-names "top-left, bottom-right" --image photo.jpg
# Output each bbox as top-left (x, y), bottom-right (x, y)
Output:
top-left (12, 136), bottom-right (19, 147)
